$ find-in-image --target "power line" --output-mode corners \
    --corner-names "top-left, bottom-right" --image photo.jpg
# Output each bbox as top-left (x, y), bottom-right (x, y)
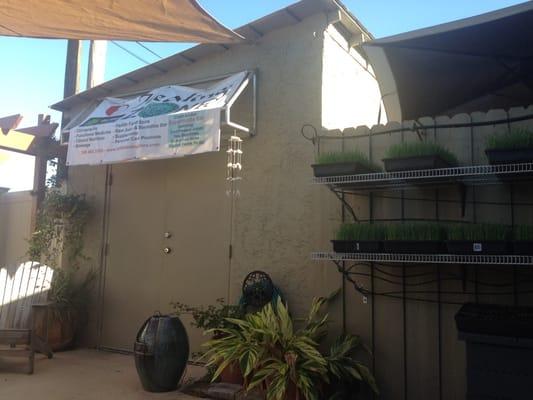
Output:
top-left (135, 41), bottom-right (163, 59)
top-left (110, 40), bottom-right (151, 65)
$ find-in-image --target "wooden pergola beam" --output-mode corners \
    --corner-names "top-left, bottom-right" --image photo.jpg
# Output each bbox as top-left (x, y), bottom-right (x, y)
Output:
top-left (17, 122), bottom-right (59, 138)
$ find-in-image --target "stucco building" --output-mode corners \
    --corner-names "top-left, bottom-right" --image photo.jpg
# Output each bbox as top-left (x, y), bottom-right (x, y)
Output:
top-left (52, 0), bottom-right (383, 354)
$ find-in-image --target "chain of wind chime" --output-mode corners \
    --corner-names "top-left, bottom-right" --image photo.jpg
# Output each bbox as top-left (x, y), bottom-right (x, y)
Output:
top-left (226, 133), bottom-right (242, 197)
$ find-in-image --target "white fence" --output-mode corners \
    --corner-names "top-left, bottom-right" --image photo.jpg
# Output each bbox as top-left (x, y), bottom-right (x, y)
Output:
top-left (0, 262), bottom-right (54, 329)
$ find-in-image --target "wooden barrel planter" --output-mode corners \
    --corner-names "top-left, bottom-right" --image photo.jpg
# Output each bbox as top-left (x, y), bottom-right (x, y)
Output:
top-left (33, 305), bottom-right (76, 352)
top-left (134, 313), bottom-right (189, 392)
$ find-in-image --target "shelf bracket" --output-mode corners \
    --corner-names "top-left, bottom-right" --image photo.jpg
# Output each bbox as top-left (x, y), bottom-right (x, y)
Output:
top-left (459, 183), bottom-right (467, 217)
top-left (460, 264), bottom-right (467, 292)
top-left (330, 187), bottom-right (358, 221)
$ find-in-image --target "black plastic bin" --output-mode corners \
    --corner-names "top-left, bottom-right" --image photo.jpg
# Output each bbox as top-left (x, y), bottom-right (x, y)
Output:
top-left (455, 303), bottom-right (533, 400)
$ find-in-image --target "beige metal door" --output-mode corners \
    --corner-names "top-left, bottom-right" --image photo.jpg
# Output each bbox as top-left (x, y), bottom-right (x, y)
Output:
top-left (159, 151), bottom-right (231, 352)
top-left (100, 160), bottom-right (167, 351)
top-left (100, 152), bottom-right (231, 352)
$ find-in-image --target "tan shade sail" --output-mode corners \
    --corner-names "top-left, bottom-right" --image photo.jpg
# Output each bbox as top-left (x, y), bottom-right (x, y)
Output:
top-left (0, 0), bottom-right (243, 42)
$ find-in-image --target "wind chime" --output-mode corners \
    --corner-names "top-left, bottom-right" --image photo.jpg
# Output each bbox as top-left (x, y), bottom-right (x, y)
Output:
top-left (226, 133), bottom-right (242, 197)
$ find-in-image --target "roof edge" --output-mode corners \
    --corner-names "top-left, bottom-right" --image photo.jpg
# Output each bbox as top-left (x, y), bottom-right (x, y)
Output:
top-left (364, 1), bottom-right (533, 46)
top-left (52, 0), bottom-right (373, 112)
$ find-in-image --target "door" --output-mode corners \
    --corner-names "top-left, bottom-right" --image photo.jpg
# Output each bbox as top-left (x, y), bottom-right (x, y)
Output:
top-left (99, 152), bottom-right (231, 352)
top-left (159, 150), bottom-right (231, 352)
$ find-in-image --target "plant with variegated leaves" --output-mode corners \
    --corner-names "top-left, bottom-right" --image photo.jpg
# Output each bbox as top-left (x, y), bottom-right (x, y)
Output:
top-left (324, 334), bottom-right (378, 399)
top-left (202, 295), bottom-right (378, 400)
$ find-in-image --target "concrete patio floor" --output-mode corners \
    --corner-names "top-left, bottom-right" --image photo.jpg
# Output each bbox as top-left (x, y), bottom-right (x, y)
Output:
top-left (0, 348), bottom-right (207, 400)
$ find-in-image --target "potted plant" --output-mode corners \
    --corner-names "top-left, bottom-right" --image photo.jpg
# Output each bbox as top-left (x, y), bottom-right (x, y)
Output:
top-left (383, 141), bottom-right (458, 172)
top-left (202, 296), bottom-right (378, 400)
top-left (332, 223), bottom-right (385, 253)
top-left (312, 150), bottom-right (382, 177)
top-left (171, 298), bottom-right (245, 384)
top-left (446, 223), bottom-right (511, 255)
top-left (28, 189), bottom-right (94, 351)
top-left (485, 128), bottom-right (533, 165)
top-left (512, 225), bottom-right (533, 255)
top-left (45, 269), bottom-right (96, 350)
top-left (383, 223), bottom-right (445, 254)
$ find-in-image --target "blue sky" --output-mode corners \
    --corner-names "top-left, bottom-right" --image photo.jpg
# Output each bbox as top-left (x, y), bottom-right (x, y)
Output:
top-left (0, 0), bottom-right (526, 191)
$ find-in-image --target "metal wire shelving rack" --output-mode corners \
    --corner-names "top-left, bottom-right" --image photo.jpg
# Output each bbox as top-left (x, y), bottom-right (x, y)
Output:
top-left (312, 162), bottom-right (533, 191)
top-left (312, 162), bottom-right (533, 220)
top-left (312, 252), bottom-right (533, 266)
top-left (306, 115), bottom-right (533, 400)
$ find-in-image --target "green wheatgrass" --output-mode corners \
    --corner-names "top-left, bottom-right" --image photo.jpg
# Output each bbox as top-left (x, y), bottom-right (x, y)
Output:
top-left (446, 223), bottom-right (510, 241)
top-left (384, 142), bottom-right (458, 165)
top-left (486, 128), bottom-right (533, 150)
top-left (513, 225), bottom-right (533, 241)
top-left (316, 150), bottom-right (382, 172)
top-left (336, 223), bottom-right (386, 241)
top-left (384, 223), bottom-right (445, 241)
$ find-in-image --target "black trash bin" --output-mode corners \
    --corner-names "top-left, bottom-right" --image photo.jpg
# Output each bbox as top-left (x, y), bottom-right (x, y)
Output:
top-left (455, 303), bottom-right (533, 400)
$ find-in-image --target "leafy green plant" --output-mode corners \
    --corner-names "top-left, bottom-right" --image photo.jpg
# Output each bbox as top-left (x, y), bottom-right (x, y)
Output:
top-left (385, 223), bottom-right (445, 241)
top-left (324, 334), bottom-right (378, 399)
top-left (27, 189), bottom-right (94, 342)
top-left (316, 150), bottom-right (382, 172)
top-left (486, 128), bottom-right (533, 150)
top-left (202, 297), bottom-right (377, 400)
top-left (336, 223), bottom-right (385, 241)
top-left (48, 269), bottom-right (96, 327)
top-left (384, 141), bottom-right (458, 165)
top-left (28, 190), bottom-right (90, 269)
top-left (513, 225), bottom-right (533, 241)
top-left (447, 224), bottom-right (510, 241)
top-left (171, 298), bottom-right (244, 332)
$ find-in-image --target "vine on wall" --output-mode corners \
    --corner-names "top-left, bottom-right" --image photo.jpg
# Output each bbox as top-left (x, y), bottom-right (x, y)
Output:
top-left (28, 190), bottom-right (90, 269)
top-left (28, 189), bottom-right (95, 326)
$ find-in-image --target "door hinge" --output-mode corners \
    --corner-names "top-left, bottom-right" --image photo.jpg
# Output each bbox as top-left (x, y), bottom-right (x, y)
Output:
top-left (229, 244), bottom-right (233, 259)
top-left (108, 173), bottom-right (113, 186)
top-left (104, 243), bottom-right (110, 256)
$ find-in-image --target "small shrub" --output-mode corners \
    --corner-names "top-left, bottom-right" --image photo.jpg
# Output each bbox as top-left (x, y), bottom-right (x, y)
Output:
top-left (385, 223), bottom-right (445, 241)
top-left (316, 150), bottom-right (382, 171)
top-left (384, 141), bottom-right (458, 165)
top-left (336, 223), bottom-right (385, 241)
top-left (486, 128), bottom-right (533, 150)
top-left (170, 298), bottom-right (244, 332)
top-left (447, 224), bottom-right (510, 241)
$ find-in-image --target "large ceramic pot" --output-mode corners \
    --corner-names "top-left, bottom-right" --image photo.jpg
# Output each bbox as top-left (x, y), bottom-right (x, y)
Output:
top-left (134, 313), bottom-right (189, 392)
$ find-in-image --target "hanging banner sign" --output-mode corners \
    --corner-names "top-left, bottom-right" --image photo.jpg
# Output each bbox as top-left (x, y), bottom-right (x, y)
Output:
top-left (66, 71), bottom-right (248, 166)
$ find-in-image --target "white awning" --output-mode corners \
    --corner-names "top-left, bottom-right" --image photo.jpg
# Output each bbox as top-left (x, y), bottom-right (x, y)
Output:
top-left (0, 0), bottom-right (243, 43)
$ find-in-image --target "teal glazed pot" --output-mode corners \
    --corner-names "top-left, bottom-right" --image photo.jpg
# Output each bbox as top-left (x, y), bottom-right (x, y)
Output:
top-left (134, 314), bottom-right (189, 392)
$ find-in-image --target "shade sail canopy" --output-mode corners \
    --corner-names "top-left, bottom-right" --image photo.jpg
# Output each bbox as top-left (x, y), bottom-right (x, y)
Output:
top-left (0, 0), bottom-right (243, 42)
top-left (362, 2), bottom-right (533, 121)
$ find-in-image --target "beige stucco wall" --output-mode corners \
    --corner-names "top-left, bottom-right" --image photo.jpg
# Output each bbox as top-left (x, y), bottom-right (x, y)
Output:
top-left (0, 191), bottom-right (35, 268)
top-left (322, 25), bottom-right (386, 129)
top-left (65, 12), bottom-right (381, 350)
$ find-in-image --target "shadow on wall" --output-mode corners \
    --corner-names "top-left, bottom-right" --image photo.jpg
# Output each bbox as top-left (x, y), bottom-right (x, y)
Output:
top-left (0, 262), bottom-right (53, 329)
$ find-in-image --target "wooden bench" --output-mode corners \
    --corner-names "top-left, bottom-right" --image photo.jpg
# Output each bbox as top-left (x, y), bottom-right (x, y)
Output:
top-left (0, 262), bottom-right (54, 373)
